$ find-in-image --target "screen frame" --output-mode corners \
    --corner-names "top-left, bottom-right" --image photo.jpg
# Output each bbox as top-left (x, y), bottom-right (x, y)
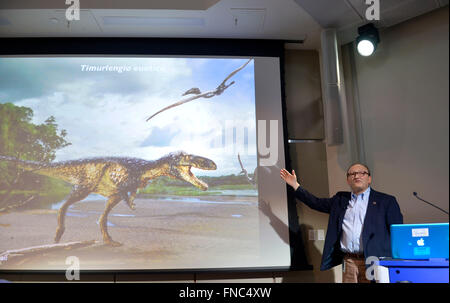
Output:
top-left (0, 37), bottom-right (311, 274)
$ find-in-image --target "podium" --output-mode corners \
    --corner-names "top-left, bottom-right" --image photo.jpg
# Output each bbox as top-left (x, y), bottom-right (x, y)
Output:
top-left (375, 259), bottom-right (449, 283)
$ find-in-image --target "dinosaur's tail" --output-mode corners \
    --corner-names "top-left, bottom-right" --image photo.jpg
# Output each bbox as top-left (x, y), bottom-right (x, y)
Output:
top-left (0, 155), bottom-right (79, 185)
top-left (0, 155), bottom-right (46, 171)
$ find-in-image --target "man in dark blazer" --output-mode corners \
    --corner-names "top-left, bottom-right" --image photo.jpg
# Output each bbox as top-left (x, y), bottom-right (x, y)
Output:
top-left (280, 163), bottom-right (403, 283)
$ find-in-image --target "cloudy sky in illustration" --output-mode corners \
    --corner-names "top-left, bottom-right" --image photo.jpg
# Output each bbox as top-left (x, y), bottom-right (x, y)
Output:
top-left (0, 57), bottom-right (257, 176)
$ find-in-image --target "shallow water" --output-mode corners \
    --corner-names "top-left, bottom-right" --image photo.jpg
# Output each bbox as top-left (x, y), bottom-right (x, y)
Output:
top-left (51, 190), bottom-right (258, 210)
top-left (51, 194), bottom-right (107, 210)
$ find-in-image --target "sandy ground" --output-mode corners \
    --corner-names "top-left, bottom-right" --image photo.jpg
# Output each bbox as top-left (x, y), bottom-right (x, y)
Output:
top-left (0, 195), bottom-right (260, 270)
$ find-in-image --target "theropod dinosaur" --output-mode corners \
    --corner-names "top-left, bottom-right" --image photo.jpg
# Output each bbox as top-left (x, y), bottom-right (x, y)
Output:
top-left (0, 152), bottom-right (216, 246)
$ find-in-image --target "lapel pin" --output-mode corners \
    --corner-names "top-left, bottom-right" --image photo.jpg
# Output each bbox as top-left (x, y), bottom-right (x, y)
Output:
top-left (373, 201), bottom-right (377, 205)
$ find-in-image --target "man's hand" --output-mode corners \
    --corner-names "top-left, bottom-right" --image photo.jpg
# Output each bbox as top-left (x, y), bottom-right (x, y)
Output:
top-left (280, 168), bottom-right (300, 191)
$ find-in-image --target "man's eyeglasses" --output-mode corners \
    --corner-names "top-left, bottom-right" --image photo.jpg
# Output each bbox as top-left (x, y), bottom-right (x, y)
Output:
top-left (347, 171), bottom-right (370, 178)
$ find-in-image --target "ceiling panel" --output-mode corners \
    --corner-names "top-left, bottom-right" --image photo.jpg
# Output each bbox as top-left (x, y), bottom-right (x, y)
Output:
top-left (293, 0), bottom-right (362, 28)
top-left (90, 9), bottom-right (207, 37)
top-left (229, 8), bottom-right (266, 32)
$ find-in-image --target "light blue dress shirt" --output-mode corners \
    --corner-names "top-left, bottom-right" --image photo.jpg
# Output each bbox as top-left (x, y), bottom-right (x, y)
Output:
top-left (340, 186), bottom-right (371, 254)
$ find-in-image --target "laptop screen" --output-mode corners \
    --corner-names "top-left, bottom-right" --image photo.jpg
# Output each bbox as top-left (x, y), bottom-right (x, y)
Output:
top-left (390, 223), bottom-right (449, 260)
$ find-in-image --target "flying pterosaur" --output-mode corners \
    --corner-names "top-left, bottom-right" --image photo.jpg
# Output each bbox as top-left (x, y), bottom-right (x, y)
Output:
top-left (146, 59), bottom-right (252, 122)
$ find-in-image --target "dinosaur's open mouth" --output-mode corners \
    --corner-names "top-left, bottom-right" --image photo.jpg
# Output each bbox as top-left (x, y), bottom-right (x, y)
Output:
top-left (180, 166), bottom-right (209, 191)
top-left (170, 153), bottom-right (216, 191)
top-left (190, 167), bottom-right (209, 191)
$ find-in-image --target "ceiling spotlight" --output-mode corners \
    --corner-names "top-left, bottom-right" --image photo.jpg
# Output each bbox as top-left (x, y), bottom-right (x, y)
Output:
top-left (356, 23), bottom-right (380, 56)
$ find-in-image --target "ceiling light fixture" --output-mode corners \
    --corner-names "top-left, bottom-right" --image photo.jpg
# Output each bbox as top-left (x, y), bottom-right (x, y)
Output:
top-left (356, 23), bottom-right (380, 56)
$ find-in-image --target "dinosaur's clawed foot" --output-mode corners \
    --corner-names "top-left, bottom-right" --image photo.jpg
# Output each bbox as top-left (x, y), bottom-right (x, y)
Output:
top-left (104, 239), bottom-right (123, 247)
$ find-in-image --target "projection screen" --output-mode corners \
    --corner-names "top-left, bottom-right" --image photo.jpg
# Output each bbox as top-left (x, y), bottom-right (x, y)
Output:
top-left (0, 55), bottom-right (290, 271)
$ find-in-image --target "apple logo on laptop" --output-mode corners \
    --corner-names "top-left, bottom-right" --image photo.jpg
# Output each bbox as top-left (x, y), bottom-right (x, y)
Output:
top-left (417, 238), bottom-right (425, 246)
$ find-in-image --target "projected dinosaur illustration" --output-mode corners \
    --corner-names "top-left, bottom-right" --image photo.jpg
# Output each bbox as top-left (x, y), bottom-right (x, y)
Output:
top-left (0, 152), bottom-right (216, 246)
top-left (146, 58), bottom-right (252, 121)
